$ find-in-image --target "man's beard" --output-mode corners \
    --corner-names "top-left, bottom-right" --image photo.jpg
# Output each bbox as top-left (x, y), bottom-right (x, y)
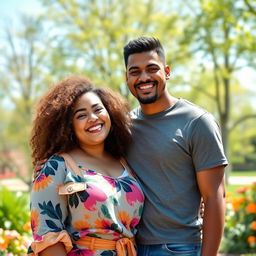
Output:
top-left (135, 80), bottom-right (158, 104)
top-left (137, 94), bottom-right (158, 104)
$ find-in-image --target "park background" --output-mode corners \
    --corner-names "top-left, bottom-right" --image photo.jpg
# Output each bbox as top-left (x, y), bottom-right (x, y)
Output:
top-left (0, 0), bottom-right (255, 255)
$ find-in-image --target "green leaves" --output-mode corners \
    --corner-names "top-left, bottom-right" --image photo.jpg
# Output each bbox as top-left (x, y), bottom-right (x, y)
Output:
top-left (38, 201), bottom-right (62, 220)
top-left (38, 200), bottom-right (64, 232)
top-left (0, 187), bottom-right (30, 234)
top-left (109, 195), bottom-right (118, 206)
top-left (101, 204), bottom-right (111, 219)
top-left (45, 219), bottom-right (62, 232)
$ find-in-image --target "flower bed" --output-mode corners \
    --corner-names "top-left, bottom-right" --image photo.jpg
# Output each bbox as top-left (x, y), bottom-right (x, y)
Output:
top-left (221, 182), bottom-right (256, 254)
top-left (0, 227), bottom-right (32, 256)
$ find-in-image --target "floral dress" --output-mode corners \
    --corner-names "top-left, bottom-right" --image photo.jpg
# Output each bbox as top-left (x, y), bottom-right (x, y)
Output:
top-left (27, 153), bottom-right (144, 256)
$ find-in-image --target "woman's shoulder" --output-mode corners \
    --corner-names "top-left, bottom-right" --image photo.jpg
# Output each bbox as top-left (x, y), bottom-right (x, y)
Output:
top-left (40, 154), bottom-right (67, 177)
top-left (45, 154), bottom-right (66, 168)
top-left (48, 154), bottom-right (65, 162)
top-left (32, 155), bottom-right (67, 192)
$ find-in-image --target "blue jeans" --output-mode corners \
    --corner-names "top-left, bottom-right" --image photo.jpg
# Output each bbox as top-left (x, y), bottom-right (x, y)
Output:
top-left (137, 243), bottom-right (201, 256)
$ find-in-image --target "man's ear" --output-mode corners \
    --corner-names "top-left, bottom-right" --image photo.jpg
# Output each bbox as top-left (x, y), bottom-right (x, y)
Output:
top-left (165, 65), bottom-right (171, 80)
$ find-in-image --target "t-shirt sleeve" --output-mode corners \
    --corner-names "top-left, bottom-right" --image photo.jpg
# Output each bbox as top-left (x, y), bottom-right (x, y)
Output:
top-left (190, 113), bottom-right (228, 171)
top-left (28, 155), bottom-right (73, 255)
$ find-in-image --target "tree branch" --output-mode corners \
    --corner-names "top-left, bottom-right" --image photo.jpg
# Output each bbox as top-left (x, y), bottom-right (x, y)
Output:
top-left (230, 114), bottom-right (256, 132)
top-left (244, 0), bottom-right (256, 15)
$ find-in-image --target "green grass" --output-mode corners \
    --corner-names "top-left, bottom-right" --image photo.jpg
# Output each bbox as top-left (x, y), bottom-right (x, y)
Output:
top-left (226, 184), bottom-right (243, 195)
top-left (230, 170), bottom-right (256, 176)
top-left (226, 170), bottom-right (256, 197)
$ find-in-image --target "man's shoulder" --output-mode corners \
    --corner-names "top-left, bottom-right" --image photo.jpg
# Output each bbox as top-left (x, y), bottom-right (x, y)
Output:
top-left (178, 99), bottom-right (209, 118)
top-left (129, 99), bottom-right (212, 120)
top-left (180, 99), bottom-right (205, 112)
top-left (179, 99), bottom-right (221, 131)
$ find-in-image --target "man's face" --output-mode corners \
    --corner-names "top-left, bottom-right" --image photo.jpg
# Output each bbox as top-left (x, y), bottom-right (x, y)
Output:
top-left (125, 50), bottom-right (170, 104)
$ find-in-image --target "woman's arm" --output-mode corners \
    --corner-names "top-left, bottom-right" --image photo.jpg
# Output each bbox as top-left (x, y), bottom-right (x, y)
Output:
top-left (40, 242), bottom-right (66, 256)
top-left (30, 156), bottom-right (72, 255)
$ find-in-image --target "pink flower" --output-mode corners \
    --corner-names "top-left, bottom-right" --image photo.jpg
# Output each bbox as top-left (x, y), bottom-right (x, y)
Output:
top-left (126, 184), bottom-right (144, 206)
top-left (103, 176), bottom-right (117, 188)
top-left (4, 230), bottom-right (20, 239)
top-left (130, 218), bottom-right (140, 229)
top-left (83, 183), bottom-right (107, 211)
top-left (33, 233), bottom-right (43, 241)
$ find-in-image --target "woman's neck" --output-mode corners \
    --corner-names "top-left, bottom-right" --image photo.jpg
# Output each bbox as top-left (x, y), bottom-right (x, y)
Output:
top-left (75, 146), bottom-right (106, 159)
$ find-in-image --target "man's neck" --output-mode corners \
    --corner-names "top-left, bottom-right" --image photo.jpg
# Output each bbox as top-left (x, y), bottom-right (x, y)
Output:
top-left (140, 93), bottom-right (178, 115)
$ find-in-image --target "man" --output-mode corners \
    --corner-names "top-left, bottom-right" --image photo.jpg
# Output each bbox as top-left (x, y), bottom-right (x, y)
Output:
top-left (123, 37), bottom-right (227, 256)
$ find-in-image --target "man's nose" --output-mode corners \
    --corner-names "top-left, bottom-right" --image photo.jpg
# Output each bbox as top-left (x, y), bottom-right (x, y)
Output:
top-left (138, 71), bottom-right (150, 81)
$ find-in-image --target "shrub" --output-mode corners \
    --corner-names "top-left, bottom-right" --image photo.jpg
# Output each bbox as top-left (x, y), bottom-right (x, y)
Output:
top-left (0, 187), bottom-right (32, 255)
top-left (0, 187), bottom-right (30, 234)
top-left (221, 182), bottom-right (256, 254)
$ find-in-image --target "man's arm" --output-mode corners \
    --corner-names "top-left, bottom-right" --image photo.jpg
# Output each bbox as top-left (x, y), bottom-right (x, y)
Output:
top-left (196, 165), bottom-right (226, 256)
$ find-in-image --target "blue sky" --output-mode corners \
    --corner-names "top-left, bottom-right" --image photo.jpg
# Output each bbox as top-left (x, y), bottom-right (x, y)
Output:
top-left (0, 0), bottom-right (42, 22)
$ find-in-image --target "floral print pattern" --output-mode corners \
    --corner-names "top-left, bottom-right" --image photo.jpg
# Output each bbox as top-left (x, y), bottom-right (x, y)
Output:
top-left (28, 155), bottom-right (144, 256)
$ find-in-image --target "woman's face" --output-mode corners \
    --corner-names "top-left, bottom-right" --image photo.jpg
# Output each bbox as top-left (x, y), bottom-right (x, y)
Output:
top-left (72, 92), bottom-right (111, 149)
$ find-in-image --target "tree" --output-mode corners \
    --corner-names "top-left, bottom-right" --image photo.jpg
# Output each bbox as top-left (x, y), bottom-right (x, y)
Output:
top-left (244, 0), bottom-right (256, 16)
top-left (180, 0), bottom-right (256, 175)
top-left (39, 0), bottom-right (184, 106)
top-left (0, 15), bottom-right (50, 185)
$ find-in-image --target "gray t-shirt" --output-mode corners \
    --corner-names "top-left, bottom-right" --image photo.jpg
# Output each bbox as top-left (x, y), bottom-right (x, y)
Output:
top-left (126, 99), bottom-right (228, 245)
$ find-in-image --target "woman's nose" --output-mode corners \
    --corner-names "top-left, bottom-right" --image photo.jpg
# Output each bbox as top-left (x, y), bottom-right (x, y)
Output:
top-left (88, 112), bottom-right (98, 122)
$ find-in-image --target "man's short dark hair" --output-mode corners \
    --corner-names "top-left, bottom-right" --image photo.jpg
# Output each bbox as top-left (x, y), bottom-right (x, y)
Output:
top-left (123, 37), bottom-right (165, 67)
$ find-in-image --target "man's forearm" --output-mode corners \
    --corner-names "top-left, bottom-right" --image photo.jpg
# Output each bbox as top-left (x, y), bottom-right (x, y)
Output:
top-left (201, 195), bottom-right (226, 256)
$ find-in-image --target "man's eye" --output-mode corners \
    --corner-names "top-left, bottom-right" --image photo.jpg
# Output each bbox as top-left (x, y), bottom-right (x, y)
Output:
top-left (148, 67), bottom-right (158, 73)
top-left (129, 70), bottom-right (140, 76)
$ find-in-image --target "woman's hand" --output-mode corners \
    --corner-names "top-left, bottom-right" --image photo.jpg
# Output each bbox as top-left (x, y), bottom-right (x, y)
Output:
top-left (199, 198), bottom-right (205, 218)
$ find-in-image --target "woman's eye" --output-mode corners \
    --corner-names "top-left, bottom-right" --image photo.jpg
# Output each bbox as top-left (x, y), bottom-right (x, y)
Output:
top-left (77, 113), bottom-right (87, 118)
top-left (95, 107), bottom-right (103, 113)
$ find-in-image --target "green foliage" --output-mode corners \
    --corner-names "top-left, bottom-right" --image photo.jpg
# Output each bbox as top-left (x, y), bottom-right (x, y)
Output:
top-left (0, 15), bottom-right (50, 183)
top-left (231, 170), bottom-right (256, 176)
top-left (178, 0), bottom-right (256, 168)
top-left (230, 114), bottom-right (256, 165)
top-left (39, 0), bottom-right (183, 95)
top-left (0, 187), bottom-right (30, 234)
top-left (221, 182), bottom-right (256, 253)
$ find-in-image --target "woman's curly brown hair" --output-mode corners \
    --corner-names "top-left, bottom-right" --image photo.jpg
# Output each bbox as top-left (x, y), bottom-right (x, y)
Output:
top-left (30, 74), bottom-right (132, 167)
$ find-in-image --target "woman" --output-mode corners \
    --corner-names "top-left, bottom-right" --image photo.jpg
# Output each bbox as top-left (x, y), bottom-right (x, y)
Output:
top-left (27, 75), bottom-right (144, 256)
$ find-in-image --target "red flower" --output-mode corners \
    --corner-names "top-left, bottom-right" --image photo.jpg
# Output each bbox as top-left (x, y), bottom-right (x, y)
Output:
top-left (236, 186), bottom-right (249, 194)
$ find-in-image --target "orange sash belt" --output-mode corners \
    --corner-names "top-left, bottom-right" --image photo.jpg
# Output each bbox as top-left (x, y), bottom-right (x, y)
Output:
top-left (75, 236), bottom-right (136, 256)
